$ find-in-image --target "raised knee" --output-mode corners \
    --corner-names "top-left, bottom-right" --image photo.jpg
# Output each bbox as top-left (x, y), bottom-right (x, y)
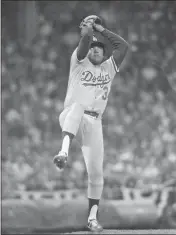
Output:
top-left (62, 103), bottom-right (85, 135)
top-left (67, 103), bottom-right (84, 123)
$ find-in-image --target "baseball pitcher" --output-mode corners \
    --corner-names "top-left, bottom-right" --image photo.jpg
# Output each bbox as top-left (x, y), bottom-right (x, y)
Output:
top-left (53, 15), bottom-right (129, 232)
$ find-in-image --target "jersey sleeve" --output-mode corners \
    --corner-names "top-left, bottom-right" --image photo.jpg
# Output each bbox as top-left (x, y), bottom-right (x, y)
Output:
top-left (70, 47), bottom-right (88, 70)
top-left (105, 55), bottom-right (119, 77)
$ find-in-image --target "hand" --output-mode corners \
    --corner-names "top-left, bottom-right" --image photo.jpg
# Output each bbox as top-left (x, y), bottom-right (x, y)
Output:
top-left (80, 20), bottom-right (94, 29)
top-left (80, 15), bottom-right (102, 29)
top-left (80, 20), bottom-right (94, 37)
top-left (93, 23), bottom-right (105, 33)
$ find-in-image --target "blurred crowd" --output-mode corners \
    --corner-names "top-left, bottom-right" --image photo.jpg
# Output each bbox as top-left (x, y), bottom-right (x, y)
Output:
top-left (2, 1), bottom-right (176, 199)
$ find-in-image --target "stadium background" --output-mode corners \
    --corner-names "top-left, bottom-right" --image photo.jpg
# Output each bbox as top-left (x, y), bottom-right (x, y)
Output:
top-left (1, 0), bottom-right (176, 232)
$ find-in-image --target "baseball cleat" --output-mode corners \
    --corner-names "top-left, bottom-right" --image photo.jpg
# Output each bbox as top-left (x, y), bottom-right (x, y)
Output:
top-left (87, 219), bottom-right (103, 232)
top-left (53, 151), bottom-right (68, 169)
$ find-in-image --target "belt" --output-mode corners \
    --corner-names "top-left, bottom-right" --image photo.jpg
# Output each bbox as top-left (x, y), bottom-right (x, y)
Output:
top-left (84, 110), bottom-right (99, 118)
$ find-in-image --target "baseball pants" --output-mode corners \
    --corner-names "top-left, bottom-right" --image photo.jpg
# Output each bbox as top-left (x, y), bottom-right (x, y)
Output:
top-left (59, 106), bottom-right (104, 199)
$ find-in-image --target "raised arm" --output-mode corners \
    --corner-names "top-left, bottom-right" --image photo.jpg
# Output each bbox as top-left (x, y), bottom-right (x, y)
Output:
top-left (93, 23), bottom-right (129, 68)
top-left (102, 29), bottom-right (129, 68)
top-left (77, 23), bottom-right (93, 61)
top-left (77, 15), bottom-right (103, 61)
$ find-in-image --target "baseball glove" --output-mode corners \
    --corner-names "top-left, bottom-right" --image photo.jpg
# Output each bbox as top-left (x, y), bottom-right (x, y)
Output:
top-left (79, 15), bottom-right (102, 29)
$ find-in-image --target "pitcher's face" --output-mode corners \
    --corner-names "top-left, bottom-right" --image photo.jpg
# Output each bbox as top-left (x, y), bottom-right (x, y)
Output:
top-left (88, 46), bottom-right (104, 65)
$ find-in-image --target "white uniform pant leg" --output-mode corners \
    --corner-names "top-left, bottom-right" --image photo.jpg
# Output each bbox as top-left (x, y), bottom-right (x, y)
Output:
top-left (59, 103), bottom-right (84, 136)
top-left (77, 115), bottom-right (104, 199)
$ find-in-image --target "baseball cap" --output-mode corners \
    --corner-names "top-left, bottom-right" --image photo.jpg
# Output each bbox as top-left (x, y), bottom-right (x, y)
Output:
top-left (91, 35), bottom-right (105, 52)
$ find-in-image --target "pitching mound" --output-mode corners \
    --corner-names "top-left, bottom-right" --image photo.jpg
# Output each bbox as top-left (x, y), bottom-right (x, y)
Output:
top-left (64, 229), bottom-right (176, 234)
top-left (2, 198), bottom-right (159, 233)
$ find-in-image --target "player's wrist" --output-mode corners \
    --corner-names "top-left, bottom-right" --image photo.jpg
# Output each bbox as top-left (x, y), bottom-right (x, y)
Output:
top-left (99, 26), bottom-right (105, 33)
top-left (101, 28), bottom-right (108, 35)
top-left (93, 23), bottom-right (105, 33)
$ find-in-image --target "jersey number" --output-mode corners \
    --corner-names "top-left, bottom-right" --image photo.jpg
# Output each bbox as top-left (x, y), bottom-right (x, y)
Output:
top-left (102, 86), bottom-right (109, 100)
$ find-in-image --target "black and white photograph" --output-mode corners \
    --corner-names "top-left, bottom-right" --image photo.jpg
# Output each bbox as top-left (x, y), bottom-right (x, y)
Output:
top-left (1, 1), bottom-right (176, 234)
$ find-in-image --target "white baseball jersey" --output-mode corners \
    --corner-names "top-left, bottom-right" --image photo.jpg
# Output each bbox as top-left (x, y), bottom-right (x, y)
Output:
top-left (64, 48), bottom-right (119, 115)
